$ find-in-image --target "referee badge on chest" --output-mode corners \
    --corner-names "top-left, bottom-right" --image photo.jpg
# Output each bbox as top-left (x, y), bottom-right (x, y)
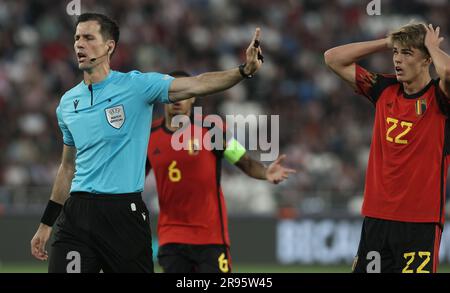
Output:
top-left (105, 105), bottom-right (125, 129)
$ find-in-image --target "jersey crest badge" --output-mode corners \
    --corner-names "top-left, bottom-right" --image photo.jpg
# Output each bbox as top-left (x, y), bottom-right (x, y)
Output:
top-left (105, 105), bottom-right (125, 129)
top-left (415, 98), bottom-right (427, 116)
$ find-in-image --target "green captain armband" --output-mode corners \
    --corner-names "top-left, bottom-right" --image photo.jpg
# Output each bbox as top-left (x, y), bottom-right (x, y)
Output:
top-left (224, 138), bottom-right (246, 164)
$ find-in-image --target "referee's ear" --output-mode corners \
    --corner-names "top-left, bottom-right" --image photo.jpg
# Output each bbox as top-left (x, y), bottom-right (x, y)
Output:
top-left (106, 40), bottom-right (116, 56)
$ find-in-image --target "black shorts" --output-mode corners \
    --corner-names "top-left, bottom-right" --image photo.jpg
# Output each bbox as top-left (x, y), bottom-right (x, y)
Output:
top-left (48, 192), bottom-right (154, 273)
top-left (157, 243), bottom-right (231, 273)
top-left (353, 217), bottom-right (442, 273)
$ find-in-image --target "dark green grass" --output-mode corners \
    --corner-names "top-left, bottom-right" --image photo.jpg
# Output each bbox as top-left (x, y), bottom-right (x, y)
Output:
top-left (2, 263), bottom-right (450, 273)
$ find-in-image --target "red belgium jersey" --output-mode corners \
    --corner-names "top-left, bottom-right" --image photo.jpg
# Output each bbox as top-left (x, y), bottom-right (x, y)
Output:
top-left (146, 116), bottom-right (230, 246)
top-left (355, 64), bottom-right (450, 225)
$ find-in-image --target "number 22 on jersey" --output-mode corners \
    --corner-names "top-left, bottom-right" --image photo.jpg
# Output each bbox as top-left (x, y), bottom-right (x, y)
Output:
top-left (385, 117), bottom-right (413, 145)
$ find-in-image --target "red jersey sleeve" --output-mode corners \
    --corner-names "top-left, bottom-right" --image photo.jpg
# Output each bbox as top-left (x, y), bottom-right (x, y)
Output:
top-left (355, 64), bottom-right (397, 105)
top-left (146, 118), bottom-right (163, 177)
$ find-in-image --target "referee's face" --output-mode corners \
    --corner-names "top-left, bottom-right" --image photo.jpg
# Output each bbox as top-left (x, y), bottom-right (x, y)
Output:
top-left (74, 21), bottom-right (109, 71)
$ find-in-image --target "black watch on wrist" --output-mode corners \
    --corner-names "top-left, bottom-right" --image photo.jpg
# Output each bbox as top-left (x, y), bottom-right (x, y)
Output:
top-left (239, 63), bottom-right (253, 79)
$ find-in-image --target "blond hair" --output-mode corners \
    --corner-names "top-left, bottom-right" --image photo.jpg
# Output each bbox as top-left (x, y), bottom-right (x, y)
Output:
top-left (388, 23), bottom-right (429, 57)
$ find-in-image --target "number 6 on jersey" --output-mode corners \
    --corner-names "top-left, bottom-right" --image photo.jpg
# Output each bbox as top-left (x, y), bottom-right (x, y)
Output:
top-left (168, 160), bottom-right (182, 182)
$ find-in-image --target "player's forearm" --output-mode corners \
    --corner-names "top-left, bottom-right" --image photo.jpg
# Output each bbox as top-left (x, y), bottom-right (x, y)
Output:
top-left (236, 156), bottom-right (267, 180)
top-left (427, 46), bottom-right (450, 82)
top-left (169, 68), bottom-right (243, 102)
top-left (324, 38), bottom-right (390, 68)
top-left (49, 164), bottom-right (74, 205)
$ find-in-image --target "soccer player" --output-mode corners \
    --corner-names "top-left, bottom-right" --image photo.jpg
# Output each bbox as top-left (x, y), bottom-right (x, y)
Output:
top-left (146, 71), bottom-right (296, 273)
top-left (30, 13), bottom-right (264, 273)
top-left (324, 23), bottom-right (450, 273)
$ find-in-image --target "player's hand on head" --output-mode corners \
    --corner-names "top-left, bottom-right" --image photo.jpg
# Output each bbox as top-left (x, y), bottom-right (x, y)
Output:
top-left (423, 23), bottom-right (444, 49)
top-left (244, 28), bottom-right (263, 75)
top-left (266, 154), bottom-right (296, 184)
top-left (31, 224), bottom-right (52, 261)
top-left (386, 36), bottom-right (394, 49)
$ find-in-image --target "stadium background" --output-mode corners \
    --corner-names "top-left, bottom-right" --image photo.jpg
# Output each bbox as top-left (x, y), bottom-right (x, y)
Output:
top-left (1, 0), bottom-right (450, 272)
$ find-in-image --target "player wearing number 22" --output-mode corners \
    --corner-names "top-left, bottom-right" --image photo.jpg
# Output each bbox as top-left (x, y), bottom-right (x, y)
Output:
top-left (325, 23), bottom-right (450, 272)
top-left (146, 71), bottom-right (296, 273)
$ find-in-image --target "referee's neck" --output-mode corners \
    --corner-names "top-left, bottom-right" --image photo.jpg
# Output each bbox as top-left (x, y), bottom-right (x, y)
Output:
top-left (83, 64), bottom-right (110, 85)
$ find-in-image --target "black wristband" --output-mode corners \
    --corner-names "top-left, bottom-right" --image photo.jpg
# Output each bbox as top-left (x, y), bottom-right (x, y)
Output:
top-left (41, 200), bottom-right (63, 227)
top-left (239, 63), bottom-right (253, 79)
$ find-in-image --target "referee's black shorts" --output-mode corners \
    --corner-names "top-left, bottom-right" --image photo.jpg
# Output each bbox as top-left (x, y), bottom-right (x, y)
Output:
top-left (353, 217), bottom-right (442, 273)
top-left (48, 192), bottom-right (154, 273)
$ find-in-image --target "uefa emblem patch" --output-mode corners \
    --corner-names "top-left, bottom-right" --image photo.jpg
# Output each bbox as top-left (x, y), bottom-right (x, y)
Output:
top-left (105, 105), bottom-right (125, 129)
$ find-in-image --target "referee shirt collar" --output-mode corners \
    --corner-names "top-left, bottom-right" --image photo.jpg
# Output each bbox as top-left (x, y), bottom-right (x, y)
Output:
top-left (82, 70), bottom-right (114, 90)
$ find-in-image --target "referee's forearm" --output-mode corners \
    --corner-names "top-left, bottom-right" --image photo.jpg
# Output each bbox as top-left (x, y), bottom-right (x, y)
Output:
top-left (194, 68), bottom-right (242, 96)
top-left (49, 164), bottom-right (74, 205)
top-left (169, 68), bottom-right (246, 102)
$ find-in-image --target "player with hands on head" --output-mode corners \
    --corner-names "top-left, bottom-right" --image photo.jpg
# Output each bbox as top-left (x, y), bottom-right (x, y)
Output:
top-left (325, 22), bottom-right (450, 273)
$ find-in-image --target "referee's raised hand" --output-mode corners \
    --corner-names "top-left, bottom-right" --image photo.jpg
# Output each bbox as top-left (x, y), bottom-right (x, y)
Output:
top-left (243, 28), bottom-right (263, 76)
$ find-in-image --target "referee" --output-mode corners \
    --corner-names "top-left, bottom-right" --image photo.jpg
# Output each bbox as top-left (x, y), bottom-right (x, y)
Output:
top-left (30, 13), bottom-right (263, 273)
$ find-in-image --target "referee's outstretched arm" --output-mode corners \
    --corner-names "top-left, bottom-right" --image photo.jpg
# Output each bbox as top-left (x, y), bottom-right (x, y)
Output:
top-left (168, 28), bottom-right (263, 102)
top-left (31, 145), bottom-right (76, 261)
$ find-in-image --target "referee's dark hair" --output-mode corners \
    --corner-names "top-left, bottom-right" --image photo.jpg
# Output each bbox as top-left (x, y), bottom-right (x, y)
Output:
top-left (76, 13), bottom-right (120, 55)
top-left (168, 70), bottom-right (191, 78)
